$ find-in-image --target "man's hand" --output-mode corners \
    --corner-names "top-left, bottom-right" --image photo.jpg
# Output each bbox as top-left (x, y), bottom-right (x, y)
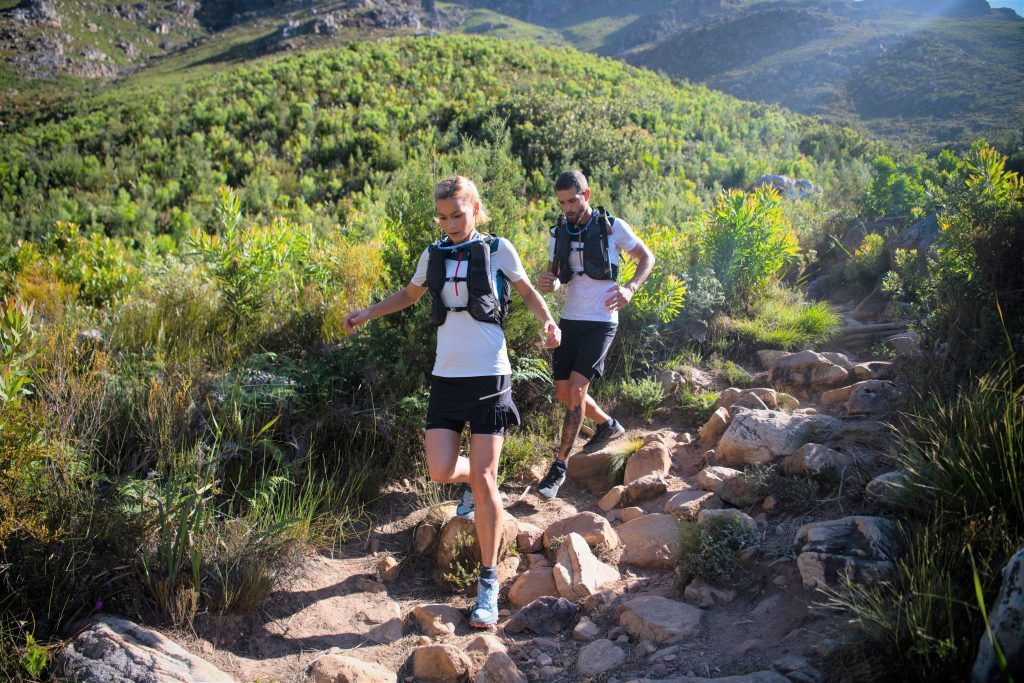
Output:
top-left (541, 320), bottom-right (561, 349)
top-left (538, 272), bottom-right (560, 293)
top-left (604, 284), bottom-right (634, 312)
top-left (342, 309), bottom-right (372, 334)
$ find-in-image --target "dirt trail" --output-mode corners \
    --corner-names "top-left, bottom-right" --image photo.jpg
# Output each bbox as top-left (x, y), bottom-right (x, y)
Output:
top-left (180, 348), bottom-right (900, 683)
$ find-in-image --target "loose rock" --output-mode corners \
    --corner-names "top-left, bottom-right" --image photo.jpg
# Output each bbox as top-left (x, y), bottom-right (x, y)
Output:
top-left (577, 639), bottom-right (625, 676)
top-left (617, 596), bottom-right (703, 643)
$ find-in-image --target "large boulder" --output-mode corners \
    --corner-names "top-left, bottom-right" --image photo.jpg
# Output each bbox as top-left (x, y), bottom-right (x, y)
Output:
top-left (56, 615), bottom-right (235, 682)
top-left (972, 546), bottom-right (1024, 682)
top-left (412, 644), bottom-right (473, 682)
top-left (623, 474), bottom-right (668, 504)
top-left (504, 596), bottom-right (577, 636)
top-left (567, 448), bottom-right (615, 480)
top-left (624, 440), bottom-right (672, 484)
top-left (475, 651), bottom-right (527, 683)
top-left (865, 471), bottom-right (909, 505)
top-left (794, 516), bottom-right (903, 590)
top-left (665, 490), bottom-right (723, 520)
top-left (782, 443), bottom-right (855, 476)
top-left (617, 596), bottom-right (703, 643)
top-left (509, 567), bottom-right (559, 608)
top-left (544, 512), bottom-right (619, 550)
top-left (308, 654), bottom-right (395, 683)
top-left (617, 514), bottom-right (681, 569)
top-left (717, 409), bottom-right (842, 466)
top-left (699, 407), bottom-right (731, 444)
top-left (412, 604), bottom-right (463, 637)
top-left (767, 351), bottom-right (849, 390)
top-left (552, 533), bottom-right (621, 601)
top-left (844, 380), bottom-right (902, 416)
top-left (696, 466), bottom-right (753, 506)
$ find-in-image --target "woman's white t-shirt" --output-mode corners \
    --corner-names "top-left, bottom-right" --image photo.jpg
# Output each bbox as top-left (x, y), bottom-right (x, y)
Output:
top-left (411, 236), bottom-right (527, 378)
top-left (547, 216), bottom-right (640, 323)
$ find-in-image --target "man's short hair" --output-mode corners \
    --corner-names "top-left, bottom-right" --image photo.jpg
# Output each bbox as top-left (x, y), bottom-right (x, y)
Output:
top-left (555, 170), bottom-right (588, 193)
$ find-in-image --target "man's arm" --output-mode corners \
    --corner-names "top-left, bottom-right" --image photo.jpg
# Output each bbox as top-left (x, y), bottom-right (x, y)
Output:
top-left (604, 240), bottom-right (655, 311)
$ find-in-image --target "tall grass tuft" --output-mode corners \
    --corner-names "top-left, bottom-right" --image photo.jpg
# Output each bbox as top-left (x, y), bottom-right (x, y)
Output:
top-left (728, 286), bottom-right (841, 350)
top-left (897, 360), bottom-right (1024, 534)
top-left (824, 357), bottom-right (1024, 680)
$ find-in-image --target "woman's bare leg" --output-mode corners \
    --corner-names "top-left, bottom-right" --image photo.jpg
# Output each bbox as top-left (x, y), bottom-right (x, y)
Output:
top-left (468, 432), bottom-right (504, 567)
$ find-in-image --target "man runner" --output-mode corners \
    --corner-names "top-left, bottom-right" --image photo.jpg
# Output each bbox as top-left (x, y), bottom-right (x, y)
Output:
top-left (535, 170), bottom-right (655, 500)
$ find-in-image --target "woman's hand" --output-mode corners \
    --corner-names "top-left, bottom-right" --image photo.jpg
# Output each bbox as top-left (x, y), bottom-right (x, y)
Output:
top-left (541, 320), bottom-right (561, 349)
top-left (343, 308), bottom-right (372, 334)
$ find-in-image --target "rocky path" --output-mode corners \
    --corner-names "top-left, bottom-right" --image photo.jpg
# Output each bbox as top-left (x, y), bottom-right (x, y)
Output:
top-left (58, 346), bottom-right (916, 683)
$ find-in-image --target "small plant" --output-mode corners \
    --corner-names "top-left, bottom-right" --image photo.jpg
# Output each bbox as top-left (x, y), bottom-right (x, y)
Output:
top-left (20, 634), bottom-right (47, 679)
top-left (845, 232), bottom-right (888, 292)
top-left (618, 377), bottom-right (666, 421)
top-left (546, 534), bottom-right (567, 551)
top-left (678, 385), bottom-right (717, 421)
top-left (740, 463), bottom-right (821, 514)
top-left (442, 531), bottom-right (481, 593)
top-left (710, 358), bottom-right (752, 388)
top-left (678, 516), bottom-right (758, 586)
top-left (0, 298), bottom-right (36, 407)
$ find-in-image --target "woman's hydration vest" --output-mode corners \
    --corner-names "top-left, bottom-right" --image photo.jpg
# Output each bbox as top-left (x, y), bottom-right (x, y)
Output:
top-left (550, 206), bottom-right (617, 284)
top-left (426, 234), bottom-right (510, 327)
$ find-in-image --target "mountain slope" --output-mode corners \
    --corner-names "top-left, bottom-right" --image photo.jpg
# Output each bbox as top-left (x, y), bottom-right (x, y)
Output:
top-left (0, 35), bottom-right (880, 243)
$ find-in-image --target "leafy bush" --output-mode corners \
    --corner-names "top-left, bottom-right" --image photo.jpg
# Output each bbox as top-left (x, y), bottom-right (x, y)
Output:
top-left (882, 143), bottom-right (1024, 380)
top-left (699, 186), bottom-right (800, 309)
top-left (616, 377), bottom-right (666, 421)
top-left (844, 232), bottom-right (888, 291)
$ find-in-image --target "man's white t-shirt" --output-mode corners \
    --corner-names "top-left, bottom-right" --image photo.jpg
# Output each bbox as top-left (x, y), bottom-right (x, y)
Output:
top-left (411, 236), bottom-right (527, 378)
top-left (548, 215), bottom-right (640, 323)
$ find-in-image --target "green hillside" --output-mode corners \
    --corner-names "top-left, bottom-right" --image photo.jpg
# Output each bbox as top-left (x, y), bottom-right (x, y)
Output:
top-left (0, 35), bottom-right (878, 245)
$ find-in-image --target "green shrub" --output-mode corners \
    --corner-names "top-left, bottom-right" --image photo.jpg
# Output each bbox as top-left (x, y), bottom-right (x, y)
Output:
top-left (844, 232), bottom-right (889, 291)
top-left (710, 358), bottom-right (752, 388)
top-left (678, 516), bottom-right (758, 586)
top-left (617, 377), bottom-right (666, 421)
top-left (699, 186), bottom-right (800, 309)
top-left (678, 385), bottom-right (717, 422)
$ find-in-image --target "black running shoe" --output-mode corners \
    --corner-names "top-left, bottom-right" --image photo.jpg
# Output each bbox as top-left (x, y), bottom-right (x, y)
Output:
top-left (583, 417), bottom-right (626, 452)
top-left (535, 460), bottom-right (567, 500)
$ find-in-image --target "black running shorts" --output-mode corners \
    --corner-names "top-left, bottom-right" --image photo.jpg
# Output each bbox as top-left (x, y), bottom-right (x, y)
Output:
top-left (551, 319), bottom-right (618, 381)
top-left (425, 374), bottom-right (520, 435)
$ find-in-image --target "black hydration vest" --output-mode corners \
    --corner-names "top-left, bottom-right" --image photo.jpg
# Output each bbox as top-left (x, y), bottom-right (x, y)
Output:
top-left (425, 234), bottom-right (510, 327)
top-left (550, 206), bottom-right (617, 284)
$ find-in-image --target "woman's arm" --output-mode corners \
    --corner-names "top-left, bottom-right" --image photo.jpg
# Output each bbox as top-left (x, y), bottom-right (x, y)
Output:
top-left (343, 282), bottom-right (427, 333)
top-left (511, 278), bottom-right (560, 349)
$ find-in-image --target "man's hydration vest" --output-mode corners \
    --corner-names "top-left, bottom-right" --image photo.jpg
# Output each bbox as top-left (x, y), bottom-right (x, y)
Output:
top-left (550, 206), bottom-right (617, 284)
top-left (426, 234), bottom-right (510, 327)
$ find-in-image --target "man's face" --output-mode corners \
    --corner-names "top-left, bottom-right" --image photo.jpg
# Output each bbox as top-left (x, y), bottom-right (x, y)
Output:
top-left (556, 187), bottom-right (591, 224)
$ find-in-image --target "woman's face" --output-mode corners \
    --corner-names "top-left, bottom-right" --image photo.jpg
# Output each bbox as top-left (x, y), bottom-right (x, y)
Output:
top-left (435, 195), bottom-right (478, 243)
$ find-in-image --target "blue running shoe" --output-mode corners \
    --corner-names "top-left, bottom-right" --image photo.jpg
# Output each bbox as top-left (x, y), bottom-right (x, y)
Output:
top-left (455, 485), bottom-right (475, 521)
top-left (535, 460), bottom-right (567, 500)
top-left (469, 576), bottom-right (499, 628)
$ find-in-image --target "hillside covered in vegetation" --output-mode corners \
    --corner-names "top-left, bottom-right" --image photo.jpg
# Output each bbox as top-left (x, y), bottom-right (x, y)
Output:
top-left (1, 31), bottom-right (1022, 682)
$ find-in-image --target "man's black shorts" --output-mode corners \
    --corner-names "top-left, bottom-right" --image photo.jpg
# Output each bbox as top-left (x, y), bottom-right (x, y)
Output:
top-left (551, 319), bottom-right (618, 381)
top-left (425, 374), bottom-right (520, 435)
